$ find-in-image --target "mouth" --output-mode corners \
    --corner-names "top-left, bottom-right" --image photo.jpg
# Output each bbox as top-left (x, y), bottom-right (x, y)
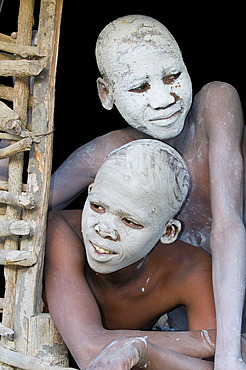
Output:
top-left (148, 110), bottom-right (181, 126)
top-left (90, 241), bottom-right (116, 255)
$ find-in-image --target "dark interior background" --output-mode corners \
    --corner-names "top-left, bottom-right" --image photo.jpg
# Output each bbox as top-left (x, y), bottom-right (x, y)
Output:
top-left (0, 2), bottom-right (245, 209)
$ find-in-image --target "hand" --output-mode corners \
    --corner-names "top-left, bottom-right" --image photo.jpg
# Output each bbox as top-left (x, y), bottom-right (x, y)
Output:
top-left (86, 336), bottom-right (148, 370)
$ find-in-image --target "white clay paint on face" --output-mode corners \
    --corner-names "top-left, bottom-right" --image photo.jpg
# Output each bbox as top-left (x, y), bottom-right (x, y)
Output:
top-left (81, 139), bottom-right (189, 274)
top-left (82, 169), bottom-right (166, 274)
top-left (96, 15), bottom-right (192, 140)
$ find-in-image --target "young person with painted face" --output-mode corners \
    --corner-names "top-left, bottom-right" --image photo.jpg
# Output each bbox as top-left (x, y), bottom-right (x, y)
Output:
top-left (48, 15), bottom-right (246, 369)
top-left (45, 139), bottom-right (217, 369)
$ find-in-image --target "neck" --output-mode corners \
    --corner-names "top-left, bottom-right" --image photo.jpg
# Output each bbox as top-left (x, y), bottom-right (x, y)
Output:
top-left (165, 113), bottom-right (191, 150)
top-left (87, 256), bottom-right (148, 288)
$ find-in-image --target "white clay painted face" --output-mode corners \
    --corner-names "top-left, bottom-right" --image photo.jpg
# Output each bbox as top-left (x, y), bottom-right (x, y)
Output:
top-left (111, 45), bottom-right (192, 139)
top-left (81, 169), bottom-right (168, 274)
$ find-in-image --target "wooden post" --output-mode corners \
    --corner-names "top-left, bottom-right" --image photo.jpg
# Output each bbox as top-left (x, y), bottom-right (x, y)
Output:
top-left (0, 0), bottom-right (73, 368)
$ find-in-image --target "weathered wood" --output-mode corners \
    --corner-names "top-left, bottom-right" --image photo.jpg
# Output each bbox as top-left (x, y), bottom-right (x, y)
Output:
top-left (0, 59), bottom-right (46, 77)
top-left (1, 1), bottom-right (67, 368)
top-left (0, 41), bottom-right (45, 58)
top-left (0, 138), bottom-right (32, 159)
top-left (0, 344), bottom-right (76, 370)
top-left (0, 101), bottom-right (22, 135)
top-left (0, 250), bottom-right (36, 266)
top-left (0, 85), bottom-right (14, 101)
top-left (0, 220), bottom-right (30, 237)
top-left (2, 0), bottom-right (35, 351)
top-left (0, 34), bottom-right (16, 44)
top-left (0, 298), bottom-right (4, 313)
top-left (0, 133), bottom-right (22, 141)
top-left (0, 191), bottom-right (35, 209)
top-left (27, 314), bottom-right (71, 368)
top-left (0, 180), bottom-right (27, 192)
top-left (0, 324), bottom-right (14, 339)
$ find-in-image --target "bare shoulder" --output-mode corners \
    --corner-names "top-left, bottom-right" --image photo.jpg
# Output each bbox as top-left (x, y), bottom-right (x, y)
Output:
top-left (193, 82), bottom-right (242, 124)
top-left (98, 127), bottom-right (150, 150)
top-left (195, 81), bottom-right (240, 105)
top-left (71, 127), bottom-right (147, 165)
top-left (46, 210), bottom-right (84, 269)
top-left (191, 81), bottom-right (243, 142)
top-left (160, 241), bottom-right (212, 286)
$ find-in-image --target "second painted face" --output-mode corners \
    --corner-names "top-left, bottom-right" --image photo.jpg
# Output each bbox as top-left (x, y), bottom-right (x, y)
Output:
top-left (110, 45), bottom-right (192, 140)
top-left (81, 139), bottom-right (189, 274)
top-left (81, 172), bottom-right (167, 274)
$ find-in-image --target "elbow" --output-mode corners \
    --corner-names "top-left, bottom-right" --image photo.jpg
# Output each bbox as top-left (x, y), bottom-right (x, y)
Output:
top-left (210, 218), bottom-right (246, 254)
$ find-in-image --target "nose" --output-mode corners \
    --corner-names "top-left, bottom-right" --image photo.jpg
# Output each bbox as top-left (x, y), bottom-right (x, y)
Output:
top-left (148, 84), bottom-right (176, 110)
top-left (94, 223), bottom-right (120, 241)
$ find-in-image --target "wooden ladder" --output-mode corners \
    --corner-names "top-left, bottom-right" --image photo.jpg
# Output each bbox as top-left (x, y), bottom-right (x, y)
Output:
top-left (0, 1), bottom-right (75, 368)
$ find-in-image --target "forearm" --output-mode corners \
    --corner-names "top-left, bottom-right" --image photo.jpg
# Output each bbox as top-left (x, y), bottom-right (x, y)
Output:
top-left (137, 340), bottom-right (214, 370)
top-left (211, 223), bottom-right (246, 366)
top-left (62, 326), bottom-right (216, 369)
top-left (86, 336), bottom-right (214, 370)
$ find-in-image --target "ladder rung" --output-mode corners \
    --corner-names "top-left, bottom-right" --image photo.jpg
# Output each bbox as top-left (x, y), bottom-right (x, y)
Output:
top-left (0, 220), bottom-right (30, 237)
top-left (0, 138), bottom-right (32, 160)
top-left (0, 85), bottom-right (14, 101)
top-left (0, 323), bottom-right (14, 338)
top-left (0, 100), bottom-right (22, 135)
top-left (0, 41), bottom-right (45, 58)
top-left (0, 250), bottom-right (37, 267)
top-left (0, 33), bottom-right (16, 44)
top-left (0, 59), bottom-right (46, 77)
top-left (0, 190), bottom-right (35, 209)
top-left (0, 180), bottom-right (27, 192)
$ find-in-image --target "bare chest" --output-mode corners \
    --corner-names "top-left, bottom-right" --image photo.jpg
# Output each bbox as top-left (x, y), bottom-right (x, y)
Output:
top-left (86, 269), bottom-right (178, 331)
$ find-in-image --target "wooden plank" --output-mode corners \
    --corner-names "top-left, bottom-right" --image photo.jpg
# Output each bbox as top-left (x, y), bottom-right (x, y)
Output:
top-left (0, 250), bottom-right (36, 266)
top-left (0, 191), bottom-right (35, 209)
top-left (0, 138), bottom-right (32, 159)
top-left (0, 220), bottom-right (30, 237)
top-left (2, 0), bottom-right (35, 344)
top-left (0, 59), bottom-right (46, 77)
top-left (0, 85), bottom-right (14, 101)
top-left (27, 314), bottom-right (70, 367)
top-left (0, 344), bottom-right (76, 369)
top-left (0, 41), bottom-right (45, 58)
top-left (0, 324), bottom-right (14, 338)
top-left (0, 34), bottom-right (16, 44)
top-left (0, 101), bottom-right (22, 135)
top-left (0, 180), bottom-right (27, 192)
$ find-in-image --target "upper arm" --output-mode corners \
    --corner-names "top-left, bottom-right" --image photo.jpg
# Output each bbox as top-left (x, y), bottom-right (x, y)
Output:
top-left (44, 210), bottom-right (102, 331)
top-left (49, 130), bottom-right (135, 210)
top-left (178, 254), bottom-right (216, 331)
top-left (44, 210), bottom-right (106, 365)
top-left (201, 82), bottom-right (244, 223)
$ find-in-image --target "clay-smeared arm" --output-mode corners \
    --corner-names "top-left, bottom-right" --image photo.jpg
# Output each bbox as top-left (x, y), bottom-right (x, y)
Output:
top-left (86, 336), bottom-right (214, 370)
top-left (202, 82), bottom-right (246, 369)
top-left (49, 129), bottom-right (139, 210)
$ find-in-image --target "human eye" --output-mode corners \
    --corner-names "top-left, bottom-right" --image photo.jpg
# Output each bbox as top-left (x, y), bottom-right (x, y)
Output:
top-left (122, 217), bottom-right (144, 229)
top-left (90, 202), bottom-right (105, 214)
top-left (163, 72), bottom-right (181, 85)
top-left (128, 82), bottom-right (150, 93)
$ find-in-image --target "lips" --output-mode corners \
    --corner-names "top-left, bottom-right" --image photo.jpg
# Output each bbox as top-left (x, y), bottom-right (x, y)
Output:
top-left (148, 110), bottom-right (181, 123)
top-left (90, 241), bottom-right (116, 255)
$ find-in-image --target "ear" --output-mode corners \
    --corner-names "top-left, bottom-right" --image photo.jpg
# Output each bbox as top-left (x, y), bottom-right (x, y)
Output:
top-left (96, 77), bottom-right (114, 110)
top-left (160, 219), bottom-right (181, 244)
top-left (88, 183), bottom-right (94, 194)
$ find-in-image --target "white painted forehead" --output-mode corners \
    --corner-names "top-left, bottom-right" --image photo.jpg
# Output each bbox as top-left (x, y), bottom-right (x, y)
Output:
top-left (95, 139), bottom-right (190, 215)
top-left (96, 15), bottom-right (183, 79)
